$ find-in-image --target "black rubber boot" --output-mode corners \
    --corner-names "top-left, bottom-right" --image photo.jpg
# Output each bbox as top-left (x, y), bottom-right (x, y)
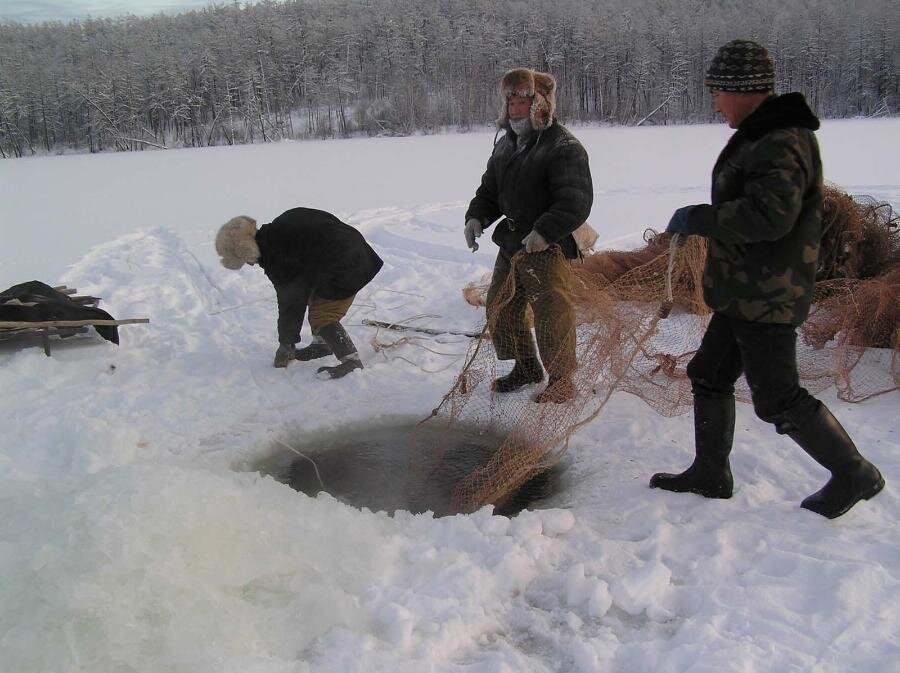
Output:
top-left (787, 403), bottom-right (885, 519)
top-left (316, 322), bottom-right (363, 379)
top-left (295, 336), bottom-right (332, 361)
top-left (650, 396), bottom-right (735, 498)
top-left (492, 357), bottom-right (543, 393)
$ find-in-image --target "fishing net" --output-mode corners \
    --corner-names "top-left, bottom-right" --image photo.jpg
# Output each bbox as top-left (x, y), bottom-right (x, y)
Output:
top-left (409, 186), bottom-right (899, 514)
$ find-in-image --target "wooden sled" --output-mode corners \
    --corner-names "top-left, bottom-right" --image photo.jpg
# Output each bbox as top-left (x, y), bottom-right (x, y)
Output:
top-left (0, 285), bottom-right (149, 356)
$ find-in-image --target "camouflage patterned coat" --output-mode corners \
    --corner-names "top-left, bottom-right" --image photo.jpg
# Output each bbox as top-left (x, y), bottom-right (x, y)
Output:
top-left (684, 93), bottom-right (823, 325)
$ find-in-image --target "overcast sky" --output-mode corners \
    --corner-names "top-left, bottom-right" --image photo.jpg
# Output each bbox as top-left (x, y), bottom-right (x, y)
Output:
top-left (0, 0), bottom-right (229, 24)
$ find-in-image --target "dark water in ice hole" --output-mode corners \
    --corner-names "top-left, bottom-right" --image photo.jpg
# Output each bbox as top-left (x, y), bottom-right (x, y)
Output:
top-left (249, 420), bottom-right (565, 517)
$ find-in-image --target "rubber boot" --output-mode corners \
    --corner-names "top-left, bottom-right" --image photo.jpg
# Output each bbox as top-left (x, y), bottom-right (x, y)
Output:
top-left (787, 403), bottom-right (884, 519)
top-left (295, 335), bottom-right (332, 361)
top-left (650, 396), bottom-right (735, 498)
top-left (492, 357), bottom-right (543, 393)
top-left (316, 322), bottom-right (363, 379)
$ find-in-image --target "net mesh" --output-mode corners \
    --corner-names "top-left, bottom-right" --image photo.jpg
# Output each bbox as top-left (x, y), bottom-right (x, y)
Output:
top-left (409, 186), bottom-right (899, 514)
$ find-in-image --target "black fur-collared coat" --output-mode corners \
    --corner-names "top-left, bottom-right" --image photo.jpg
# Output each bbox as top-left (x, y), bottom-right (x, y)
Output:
top-left (255, 208), bottom-right (383, 345)
top-left (465, 121), bottom-right (593, 259)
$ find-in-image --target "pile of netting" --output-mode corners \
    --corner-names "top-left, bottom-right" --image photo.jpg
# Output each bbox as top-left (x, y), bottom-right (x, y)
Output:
top-left (409, 186), bottom-right (899, 514)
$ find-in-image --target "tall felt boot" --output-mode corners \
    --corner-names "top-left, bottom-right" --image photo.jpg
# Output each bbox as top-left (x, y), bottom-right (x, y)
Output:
top-left (273, 343), bottom-right (297, 368)
top-left (534, 376), bottom-right (576, 404)
top-left (316, 322), bottom-right (363, 379)
top-left (787, 403), bottom-right (884, 519)
top-left (492, 357), bottom-right (544, 393)
top-left (650, 396), bottom-right (735, 498)
top-left (295, 335), bottom-right (332, 361)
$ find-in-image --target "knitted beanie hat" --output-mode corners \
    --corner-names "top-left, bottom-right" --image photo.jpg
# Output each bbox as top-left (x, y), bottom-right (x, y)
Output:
top-left (705, 39), bottom-right (775, 92)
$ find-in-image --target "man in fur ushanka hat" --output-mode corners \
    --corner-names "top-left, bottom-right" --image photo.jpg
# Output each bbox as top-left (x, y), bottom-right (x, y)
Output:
top-left (215, 208), bottom-right (383, 378)
top-left (464, 67), bottom-right (593, 403)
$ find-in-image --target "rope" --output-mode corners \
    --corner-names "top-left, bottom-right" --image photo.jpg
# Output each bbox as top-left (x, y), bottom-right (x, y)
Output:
top-left (272, 438), bottom-right (326, 490)
top-left (665, 233), bottom-right (681, 304)
top-left (368, 325), bottom-right (466, 373)
top-left (656, 233), bottom-right (681, 319)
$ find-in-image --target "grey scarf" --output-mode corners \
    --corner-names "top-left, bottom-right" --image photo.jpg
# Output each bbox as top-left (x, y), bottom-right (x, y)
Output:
top-left (509, 117), bottom-right (533, 148)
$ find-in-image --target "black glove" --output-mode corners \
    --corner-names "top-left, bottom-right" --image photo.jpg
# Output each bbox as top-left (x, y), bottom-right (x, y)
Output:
top-left (665, 206), bottom-right (696, 235)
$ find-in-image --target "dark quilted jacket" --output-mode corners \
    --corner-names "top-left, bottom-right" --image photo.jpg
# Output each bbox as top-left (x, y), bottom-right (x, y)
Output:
top-left (466, 121), bottom-right (593, 259)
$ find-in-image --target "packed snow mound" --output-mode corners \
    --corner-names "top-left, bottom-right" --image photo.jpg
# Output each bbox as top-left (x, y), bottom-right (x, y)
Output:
top-left (1, 121), bottom-right (898, 672)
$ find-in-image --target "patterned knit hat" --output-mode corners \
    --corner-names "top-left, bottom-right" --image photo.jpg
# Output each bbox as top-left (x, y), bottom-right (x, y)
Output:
top-left (705, 39), bottom-right (775, 92)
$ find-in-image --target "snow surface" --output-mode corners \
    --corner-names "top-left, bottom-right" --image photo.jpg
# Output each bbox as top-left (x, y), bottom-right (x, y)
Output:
top-left (1, 119), bottom-right (898, 672)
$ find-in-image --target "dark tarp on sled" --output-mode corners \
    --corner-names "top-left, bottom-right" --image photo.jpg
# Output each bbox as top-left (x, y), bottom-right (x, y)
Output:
top-left (0, 280), bottom-right (120, 344)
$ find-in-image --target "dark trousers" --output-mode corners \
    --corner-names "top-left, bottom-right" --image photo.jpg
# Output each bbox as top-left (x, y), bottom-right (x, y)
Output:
top-left (687, 312), bottom-right (819, 433)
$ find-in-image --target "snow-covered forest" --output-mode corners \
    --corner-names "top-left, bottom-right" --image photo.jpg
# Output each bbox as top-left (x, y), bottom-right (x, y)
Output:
top-left (1, 0), bottom-right (897, 157)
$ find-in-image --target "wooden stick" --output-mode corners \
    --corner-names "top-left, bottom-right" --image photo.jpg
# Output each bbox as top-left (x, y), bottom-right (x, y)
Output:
top-left (0, 318), bottom-right (149, 329)
top-left (362, 318), bottom-right (482, 338)
top-left (71, 296), bottom-right (101, 306)
top-left (15, 286), bottom-right (99, 304)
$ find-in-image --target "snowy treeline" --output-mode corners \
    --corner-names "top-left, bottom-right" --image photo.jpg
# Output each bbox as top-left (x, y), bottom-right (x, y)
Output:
top-left (0, 0), bottom-right (896, 157)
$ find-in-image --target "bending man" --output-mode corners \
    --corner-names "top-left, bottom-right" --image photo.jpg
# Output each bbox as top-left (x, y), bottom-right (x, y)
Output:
top-left (215, 207), bottom-right (383, 378)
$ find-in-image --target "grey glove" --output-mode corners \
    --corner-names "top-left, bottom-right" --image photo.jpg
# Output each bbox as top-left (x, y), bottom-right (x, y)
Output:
top-left (273, 343), bottom-right (297, 368)
top-left (522, 229), bottom-right (549, 253)
top-left (464, 218), bottom-right (483, 251)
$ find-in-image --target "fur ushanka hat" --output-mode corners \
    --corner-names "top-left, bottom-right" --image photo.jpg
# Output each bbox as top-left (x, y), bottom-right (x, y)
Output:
top-left (497, 68), bottom-right (557, 132)
top-left (215, 215), bottom-right (260, 269)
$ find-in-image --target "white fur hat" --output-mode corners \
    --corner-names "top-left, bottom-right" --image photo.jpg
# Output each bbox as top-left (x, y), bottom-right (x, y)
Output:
top-left (215, 216), bottom-right (260, 269)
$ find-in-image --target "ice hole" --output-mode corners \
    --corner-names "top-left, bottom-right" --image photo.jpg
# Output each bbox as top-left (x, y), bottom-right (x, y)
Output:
top-left (250, 418), bottom-right (564, 517)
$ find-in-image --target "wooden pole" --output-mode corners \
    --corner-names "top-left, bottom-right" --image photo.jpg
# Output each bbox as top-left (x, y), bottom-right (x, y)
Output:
top-left (0, 318), bottom-right (149, 329)
top-left (361, 319), bottom-right (482, 339)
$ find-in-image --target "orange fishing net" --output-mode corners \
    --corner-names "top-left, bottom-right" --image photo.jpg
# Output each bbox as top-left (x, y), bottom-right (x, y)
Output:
top-left (410, 186), bottom-right (899, 514)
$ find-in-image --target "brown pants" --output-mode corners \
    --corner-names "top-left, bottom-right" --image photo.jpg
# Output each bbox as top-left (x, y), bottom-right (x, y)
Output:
top-left (308, 294), bottom-right (356, 334)
top-left (485, 247), bottom-right (576, 380)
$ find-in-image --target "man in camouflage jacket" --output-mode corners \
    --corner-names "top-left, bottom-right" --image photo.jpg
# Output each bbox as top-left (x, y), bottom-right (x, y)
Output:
top-left (649, 40), bottom-right (884, 519)
top-left (464, 67), bottom-right (593, 403)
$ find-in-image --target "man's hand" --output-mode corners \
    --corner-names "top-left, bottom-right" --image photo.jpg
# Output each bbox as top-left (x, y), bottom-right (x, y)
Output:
top-left (273, 343), bottom-right (297, 368)
top-left (522, 229), bottom-right (549, 253)
top-left (464, 218), bottom-right (483, 251)
top-left (665, 206), bottom-right (696, 235)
